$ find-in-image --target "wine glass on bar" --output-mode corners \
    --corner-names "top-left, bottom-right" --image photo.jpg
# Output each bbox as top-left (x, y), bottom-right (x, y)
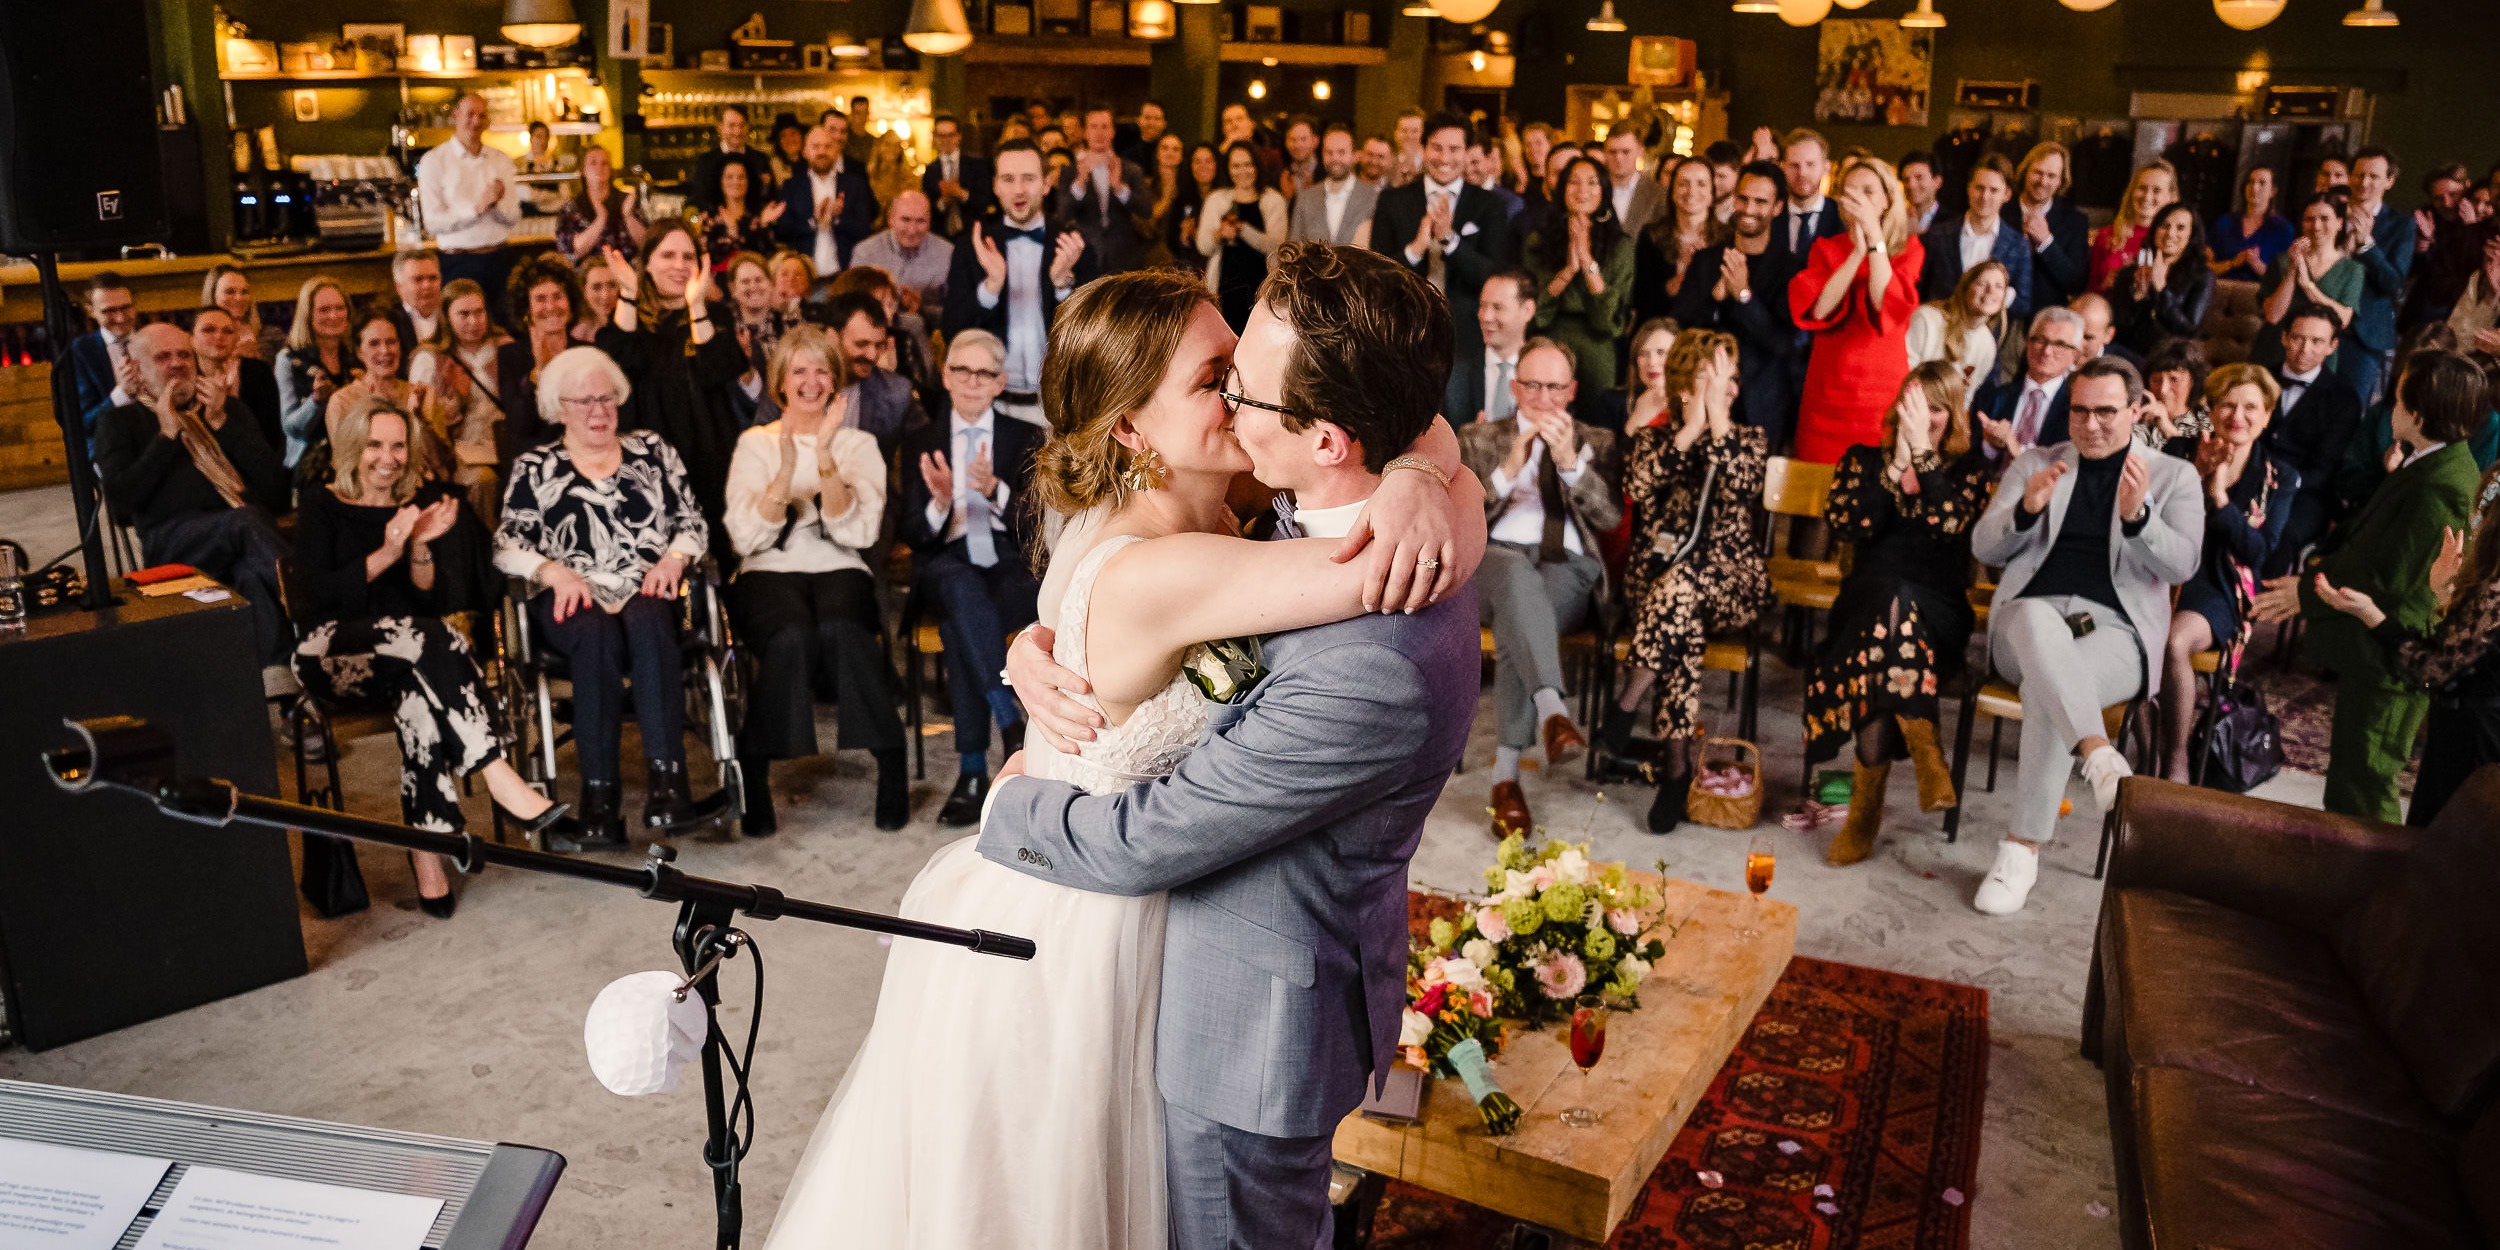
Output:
top-left (1742, 832), bottom-right (1775, 938)
top-left (1560, 998), bottom-right (1608, 1128)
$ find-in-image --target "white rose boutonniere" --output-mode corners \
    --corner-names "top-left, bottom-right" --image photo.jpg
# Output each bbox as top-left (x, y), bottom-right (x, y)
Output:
top-left (1181, 636), bottom-right (1267, 705)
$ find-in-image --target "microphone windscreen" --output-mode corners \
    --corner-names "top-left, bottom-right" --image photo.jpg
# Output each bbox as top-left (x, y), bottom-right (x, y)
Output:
top-left (584, 970), bottom-right (709, 1096)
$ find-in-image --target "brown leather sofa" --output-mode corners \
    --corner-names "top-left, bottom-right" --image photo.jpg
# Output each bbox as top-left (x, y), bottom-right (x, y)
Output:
top-left (2084, 772), bottom-right (2500, 1249)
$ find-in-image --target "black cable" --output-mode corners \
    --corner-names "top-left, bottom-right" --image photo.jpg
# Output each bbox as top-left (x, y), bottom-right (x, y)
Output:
top-left (704, 934), bottom-right (764, 1172)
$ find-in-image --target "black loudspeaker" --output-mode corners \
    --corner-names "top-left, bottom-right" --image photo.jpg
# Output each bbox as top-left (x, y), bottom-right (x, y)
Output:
top-left (0, 0), bottom-right (169, 251)
top-left (0, 592), bottom-right (307, 1051)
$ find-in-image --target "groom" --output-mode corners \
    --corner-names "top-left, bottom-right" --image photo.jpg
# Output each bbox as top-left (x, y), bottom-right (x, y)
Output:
top-left (982, 242), bottom-right (1483, 1250)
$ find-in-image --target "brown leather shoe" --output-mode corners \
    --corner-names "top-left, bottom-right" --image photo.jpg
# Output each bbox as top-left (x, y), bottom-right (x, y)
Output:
top-left (1489, 781), bottom-right (1533, 841)
top-left (1541, 713), bottom-right (1587, 767)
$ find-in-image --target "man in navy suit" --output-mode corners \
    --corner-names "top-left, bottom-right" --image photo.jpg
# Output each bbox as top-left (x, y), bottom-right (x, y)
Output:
top-left (773, 123), bottom-right (879, 273)
top-left (1670, 162), bottom-right (1802, 450)
top-left (921, 113), bottom-right (992, 241)
top-left (1920, 153), bottom-right (2033, 318)
top-left (63, 272), bottom-right (139, 448)
top-left (2264, 309), bottom-right (2366, 576)
top-left (1765, 129), bottom-right (1848, 272)
top-left (941, 140), bottom-right (1098, 429)
top-left (1370, 113), bottom-right (1517, 367)
top-left (2341, 146), bottom-right (2416, 404)
top-left (1974, 305), bottom-right (2087, 460)
top-left (2002, 142), bottom-right (2092, 317)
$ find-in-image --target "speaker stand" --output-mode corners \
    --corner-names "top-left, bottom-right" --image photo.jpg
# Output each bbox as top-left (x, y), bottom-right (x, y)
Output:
top-left (34, 251), bottom-right (117, 610)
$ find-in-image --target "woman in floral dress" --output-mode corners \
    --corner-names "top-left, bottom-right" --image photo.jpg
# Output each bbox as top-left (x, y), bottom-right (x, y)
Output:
top-left (1804, 360), bottom-right (1993, 866)
top-left (1595, 329), bottom-right (1768, 834)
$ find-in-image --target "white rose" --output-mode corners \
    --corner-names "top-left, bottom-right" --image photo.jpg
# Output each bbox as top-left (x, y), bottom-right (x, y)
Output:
top-left (1461, 938), bottom-right (1497, 970)
top-left (1440, 957), bottom-right (1486, 993)
top-left (1553, 848), bottom-right (1590, 885)
top-left (1617, 954), bottom-right (1651, 985)
top-left (1503, 868), bottom-right (1537, 897)
top-left (1399, 1009), bottom-right (1433, 1047)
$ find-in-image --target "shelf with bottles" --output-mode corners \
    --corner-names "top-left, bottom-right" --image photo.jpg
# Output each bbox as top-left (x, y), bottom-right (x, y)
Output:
top-left (219, 65), bottom-right (598, 83)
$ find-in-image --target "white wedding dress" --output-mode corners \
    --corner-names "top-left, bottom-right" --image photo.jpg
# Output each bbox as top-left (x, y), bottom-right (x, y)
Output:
top-left (764, 517), bottom-right (1204, 1250)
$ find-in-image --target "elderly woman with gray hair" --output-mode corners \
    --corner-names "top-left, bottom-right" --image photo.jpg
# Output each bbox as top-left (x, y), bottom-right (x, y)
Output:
top-left (495, 346), bottom-right (715, 850)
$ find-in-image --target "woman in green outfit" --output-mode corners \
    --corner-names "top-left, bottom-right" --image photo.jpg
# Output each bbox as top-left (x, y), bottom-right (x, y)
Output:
top-left (2253, 348), bottom-right (2488, 819)
top-left (2251, 192), bottom-right (2363, 371)
top-left (1525, 155), bottom-right (1636, 403)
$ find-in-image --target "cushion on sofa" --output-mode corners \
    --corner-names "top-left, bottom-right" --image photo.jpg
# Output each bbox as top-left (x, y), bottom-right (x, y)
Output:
top-left (2107, 889), bottom-right (2440, 1132)
top-left (2134, 1065), bottom-right (2481, 1250)
top-left (2333, 767), bottom-right (2500, 1122)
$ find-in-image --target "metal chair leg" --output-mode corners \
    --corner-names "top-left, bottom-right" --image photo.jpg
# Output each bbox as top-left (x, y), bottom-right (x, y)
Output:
top-left (1986, 717), bottom-right (2003, 792)
top-left (1945, 668), bottom-right (1980, 841)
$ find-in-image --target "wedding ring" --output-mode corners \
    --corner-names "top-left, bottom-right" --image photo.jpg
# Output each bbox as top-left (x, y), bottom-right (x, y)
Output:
top-left (1417, 558), bottom-right (1442, 570)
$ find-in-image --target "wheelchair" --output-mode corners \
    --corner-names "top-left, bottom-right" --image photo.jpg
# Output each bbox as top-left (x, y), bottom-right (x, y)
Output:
top-left (493, 557), bottom-right (749, 841)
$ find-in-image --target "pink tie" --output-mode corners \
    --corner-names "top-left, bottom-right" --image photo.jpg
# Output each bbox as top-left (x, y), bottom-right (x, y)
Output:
top-left (2014, 388), bottom-right (2046, 448)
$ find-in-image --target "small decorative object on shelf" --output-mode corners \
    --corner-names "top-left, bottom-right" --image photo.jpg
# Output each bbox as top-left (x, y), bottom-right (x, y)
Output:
top-left (991, 2), bottom-right (1033, 34)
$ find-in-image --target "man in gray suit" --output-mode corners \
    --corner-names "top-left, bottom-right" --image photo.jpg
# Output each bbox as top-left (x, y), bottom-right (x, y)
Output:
top-left (1287, 123), bottom-right (1377, 247)
top-left (986, 244), bottom-right (1481, 1250)
top-left (1969, 356), bottom-right (2201, 916)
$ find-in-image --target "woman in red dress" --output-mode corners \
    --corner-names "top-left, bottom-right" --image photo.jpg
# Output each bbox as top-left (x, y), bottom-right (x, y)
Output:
top-left (2086, 160), bottom-right (2179, 295)
top-left (1788, 153), bottom-right (1926, 464)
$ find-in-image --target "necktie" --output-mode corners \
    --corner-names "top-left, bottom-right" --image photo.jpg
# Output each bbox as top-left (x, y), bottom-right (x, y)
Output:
top-left (2015, 387), bottom-right (2047, 448)
top-left (1427, 191), bottom-right (1452, 292)
top-left (1489, 359), bottom-right (1515, 421)
top-left (1790, 210), bottom-right (1803, 253)
top-left (962, 425), bottom-right (997, 568)
top-left (1535, 441), bottom-right (1569, 565)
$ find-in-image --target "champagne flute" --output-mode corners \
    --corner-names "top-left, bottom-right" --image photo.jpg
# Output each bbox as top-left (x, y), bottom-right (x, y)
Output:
top-left (1560, 998), bottom-right (1608, 1129)
top-left (1742, 832), bottom-right (1775, 938)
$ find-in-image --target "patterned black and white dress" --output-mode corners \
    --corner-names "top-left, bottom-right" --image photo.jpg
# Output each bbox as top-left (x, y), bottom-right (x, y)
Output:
top-left (493, 430), bottom-right (710, 608)
top-left (1622, 423), bottom-right (1769, 738)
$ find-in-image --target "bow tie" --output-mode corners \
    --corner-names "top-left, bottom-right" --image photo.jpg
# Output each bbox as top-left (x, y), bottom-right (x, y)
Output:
top-left (993, 223), bottom-right (1049, 247)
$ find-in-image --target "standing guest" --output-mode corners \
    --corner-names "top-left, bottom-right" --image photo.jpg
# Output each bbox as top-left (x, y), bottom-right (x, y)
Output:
top-left (1633, 156), bottom-right (1724, 329)
top-left (2254, 350), bottom-right (2483, 819)
top-left (698, 162), bottom-right (784, 270)
top-left (690, 105), bottom-right (773, 213)
top-left (1907, 260), bottom-right (2011, 391)
top-left (384, 249), bottom-right (446, 361)
top-left (766, 113), bottom-right (807, 185)
top-left (2449, 233), bottom-right (2500, 352)
top-left (200, 264), bottom-right (274, 361)
top-left (1217, 104), bottom-right (1271, 178)
top-left (1197, 143), bottom-right (1289, 331)
top-left (1359, 135), bottom-right (1395, 189)
top-left (722, 327), bottom-right (909, 836)
top-left (942, 140), bottom-right (1097, 430)
top-left (292, 399), bottom-right (573, 914)
top-left (1670, 161), bottom-right (1801, 449)
top-left (2402, 163), bottom-right (2485, 334)
top-left (64, 273), bottom-right (139, 444)
top-left (2109, 202), bottom-right (2215, 357)
top-left (275, 277), bottom-right (355, 467)
top-left (1056, 103), bottom-right (1153, 277)
top-left (2005, 142), bottom-right (2093, 316)
top-left (1969, 357), bottom-right (2204, 916)
top-left (2341, 147), bottom-right (2417, 403)
top-left (2136, 337), bottom-right (2214, 447)
top-left (1920, 154), bottom-right (2032, 318)
top-left (1146, 133), bottom-right (1195, 262)
top-left (1459, 337), bottom-right (1621, 839)
top-left (406, 279), bottom-right (509, 519)
top-left (1586, 317), bottom-right (1678, 434)
top-left (517, 120), bottom-right (568, 214)
top-left (849, 96), bottom-right (912, 210)
top-left (2086, 160), bottom-right (2179, 296)
top-left (1769, 130), bottom-right (1846, 272)
top-left (2210, 165), bottom-right (2295, 283)
top-left (498, 256), bottom-right (584, 460)
top-left (2255, 192), bottom-right (2363, 367)
top-left (94, 324), bottom-right (294, 675)
top-left (1287, 124), bottom-right (1377, 247)
top-left (1603, 130), bottom-right (1666, 236)
top-left (1596, 331), bottom-right (1765, 831)
top-left (1466, 133), bottom-right (1528, 235)
top-left (2261, 310), bottom-right (2365, 576)
top-left (1280, 118), bottom-right (1321, 198)
top-left (850, 189), bottom-right (955, 315)
top-left (721, 251), bottom-right (799, 429)
top-left (2315, 155), bottom-right (2352, 195)
top-left (1524, 156), bottom-right (1636, 402)
top-left (1520, 123), bottom-right (1556, 202)
top-left (597, 223), bottom-right (748, 558)
top-left (1804, 362), bottom-right (1993, 863)
top-left (921, 114), bottom-right (992, 240)
top-left (191, 305), bottom-right (282, 455)
top-left (496, 347), bottom-right (722, 846)
top-left (1372, 114), bottom-right (1516, 367)
top-left (557, 146), bottom-right (646, 262)
top-left (1704, 140), bottom-right (1745, 222)
top-left (1445, 271), bottom-right (1534, 425)
top-left (1117, 99), bottom-right (1168, 167)
top-left (1789, 154), bottom-right (1926, 464)
top-left (1973, 306), bottom-right (2086, 460)
top-left (1389, 109), bottom-right (1427, 188)
top-left (899, 329), bottom-right (1044, 826)
top-left (415, 94), bottom-right (522, 302)
top-left (1900, 151), bottom-right (1943, 234)
top-left (773, 123), bottom-right (878, 275)
top-left (1167, 142), bottom-right (1223, 269)
top-left (2155, 364), bottom-right (2294, 781)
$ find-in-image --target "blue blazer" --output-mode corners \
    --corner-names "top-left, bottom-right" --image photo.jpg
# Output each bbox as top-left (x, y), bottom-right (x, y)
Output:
top-left (1919, 214), bottom-right (2033, 318)
top-left (1975, 372), bottom-right (2074, 450)
top-left (64, 330), bottom-right (120, 446)
top-left (2350, 204), bottom-right (2417, 354)
top-left (770, 165), bottom-right (880, 268)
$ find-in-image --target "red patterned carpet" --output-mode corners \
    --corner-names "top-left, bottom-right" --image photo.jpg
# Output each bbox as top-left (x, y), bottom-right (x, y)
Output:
top-left (1365, 954), bottom-right (1991, 1250)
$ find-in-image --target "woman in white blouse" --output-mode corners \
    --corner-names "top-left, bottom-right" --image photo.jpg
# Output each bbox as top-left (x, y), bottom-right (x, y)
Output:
top-left (407, 278), bottom-right (510, 521)
top-left (1195, 141), bottom-right (1289, 330)
top-left (1905, 259), bottom-right (2010, 394)
top-left (721, 326), bottom-right (908, 836)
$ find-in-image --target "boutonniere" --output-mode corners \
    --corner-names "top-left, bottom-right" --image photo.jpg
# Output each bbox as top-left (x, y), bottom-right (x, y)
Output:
top-left (1182, 636), bottom-right (1266, 705)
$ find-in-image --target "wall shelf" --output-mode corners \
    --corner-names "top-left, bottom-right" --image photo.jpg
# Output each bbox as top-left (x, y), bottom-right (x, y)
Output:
top-left (1217, 42), bottom-right (1386, 66)
top-left (218, 66), bottom-right (594, 83)
top-left (960, 37), bottom-right (1156, 67)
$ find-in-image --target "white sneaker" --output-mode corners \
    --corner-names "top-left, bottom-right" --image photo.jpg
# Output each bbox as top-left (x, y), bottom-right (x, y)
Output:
top-left (2081, 745), bottom-right (2132, 815)
top-left (1972, 839), bottom-right (2040, 916)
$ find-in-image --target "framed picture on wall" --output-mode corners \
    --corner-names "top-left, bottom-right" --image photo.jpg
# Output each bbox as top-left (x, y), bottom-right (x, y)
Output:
top-left (1245, 4), bottom-right (1283, 41)
top-left (608, 0), bottom-right (650, 58)
top-left (804, 43), bottom-right (830, 69)
top-left (340, 23), bottom-right (405, 63)
top-left (1037, 0), bottom-right (1082, 35)
top-left (1627, 36), bottom-right (1695, 87)
top-left (992, 2), bottom-right (1033, 34)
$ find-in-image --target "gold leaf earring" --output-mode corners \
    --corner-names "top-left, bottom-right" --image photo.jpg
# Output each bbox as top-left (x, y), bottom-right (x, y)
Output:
top-left (1121, 446), bottom-right (1168, 493)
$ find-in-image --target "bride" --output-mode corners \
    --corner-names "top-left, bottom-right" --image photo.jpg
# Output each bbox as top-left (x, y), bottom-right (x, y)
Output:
top-left (762, 269), bottom-right (1480, 1248)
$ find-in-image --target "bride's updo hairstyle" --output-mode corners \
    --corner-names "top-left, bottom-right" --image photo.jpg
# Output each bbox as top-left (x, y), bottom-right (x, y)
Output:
top-left (1033, 269), bottom-right (1216, 518)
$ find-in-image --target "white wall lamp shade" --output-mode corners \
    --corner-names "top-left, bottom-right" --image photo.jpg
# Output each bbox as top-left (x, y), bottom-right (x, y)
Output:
top-left (2213, 0), bottom-right (2285, 29)
top-left (1833, 0), bottom-right (1872, 9)
top-left (1779, 0), bottom-right (1833, 24)
top-left (1434, 0), bottom-right (1502, 22)
top-left (903, 0), bottom-right (976, 54)
top-left (1899, 0), bottom-right (1945, 26)
top-left (500, 0), bottom-right (581, 48)
top-left (1586, 0), bottom-right (1628, 31)
top-left (2344, 0), bottom-right (2398, 25)
top-left (1732, 0), bottom-right (1782, 13)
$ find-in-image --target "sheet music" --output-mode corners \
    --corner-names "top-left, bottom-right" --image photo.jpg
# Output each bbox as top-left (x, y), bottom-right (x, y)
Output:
top-left (0, 1138), bottom-right (172, 1250)
top-left (130, 1165), bottom-right (441, 1250)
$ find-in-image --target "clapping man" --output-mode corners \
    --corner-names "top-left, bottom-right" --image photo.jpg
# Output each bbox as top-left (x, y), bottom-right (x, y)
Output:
top-left (1604, 129), bottom-right (1666, 236)
top-left (1372, 114), bottom-right (1516, 367)
top-left (920, 114), bottom-right (992, 240)
top-left (1286, 123), bottom-right (1376, 247)
top-left (942, 139), bottom-right (1096, 429)
top-left (1458, 338), bottom-right (1621, 839)
top-left (1670, 161), bottom-right (1801, 448)
top-left (1974, 305), bottom-right (2087, 460)
top-left (1055, 103), bottom-right (1152, 276)
top-left (2342, 147), bottom-right (2417, 403)
top-left (2004, 142), bottom-right (2093, 320)
top-left (2264, 310), bottom-right (2364, 575)
top-left (414, 94), bottom-right (522, 302)
top-left (775, 123), bottom-right (879, 275)
top-left (1446, 271), bottom-right (1534, 424)
top-left (692, 104), bottom-right (774, 213)
top-left (384, 248), bottom-right (445, 364)
top-left (62, 272), bottom-right (139, 447)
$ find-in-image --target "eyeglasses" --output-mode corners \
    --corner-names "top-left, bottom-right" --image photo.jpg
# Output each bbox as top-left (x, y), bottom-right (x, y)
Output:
top-left (1514, 379), bottom-right (1575, 398)
top-left (2028, 335), bottom-right (2081, 352)
top-left (2070, 405), bottom-right (2129, 421)
top-left (560, 394), bottom-right (621, 411)
top-left (1219, 368), bottom-right (1293, 419)
top-left (945, 365), bottom-right (1003, 383)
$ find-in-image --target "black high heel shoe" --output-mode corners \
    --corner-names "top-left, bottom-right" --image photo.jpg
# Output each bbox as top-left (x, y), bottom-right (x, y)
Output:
top-left (407, 853), bottom-right (458, 919)
top-left (497, 793), bottom-right (576, 843)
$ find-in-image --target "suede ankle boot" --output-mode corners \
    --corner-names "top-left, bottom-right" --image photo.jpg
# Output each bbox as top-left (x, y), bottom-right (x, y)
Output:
top-left (1896, 716), bottom-right (1958, 813)
top-left (1825, 760), bottom-right (1890, 866)
top-left (1646, 771), bottom-right (1691, 835)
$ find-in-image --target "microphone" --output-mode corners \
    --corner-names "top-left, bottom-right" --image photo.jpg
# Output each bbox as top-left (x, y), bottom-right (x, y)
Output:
top-left (583, 971), bottom-right (709, 1096)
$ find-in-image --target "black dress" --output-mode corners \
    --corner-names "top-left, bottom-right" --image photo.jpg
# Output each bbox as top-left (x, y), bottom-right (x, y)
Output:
top-left (2160, 436), bottom-right (2301, 648)
top-left (598, 310), bottom-right (749, 561)
top-left (1802, 444), bottom-right (1992, 762)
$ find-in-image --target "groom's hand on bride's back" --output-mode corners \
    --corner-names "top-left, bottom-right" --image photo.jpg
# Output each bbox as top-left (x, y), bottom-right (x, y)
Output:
top-left (1007, 625), bottom-right (1102, 753)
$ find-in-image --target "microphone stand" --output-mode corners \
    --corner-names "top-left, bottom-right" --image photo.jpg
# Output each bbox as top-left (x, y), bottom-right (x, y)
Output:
top-left (44, 716), bottom-right (1036, 1250)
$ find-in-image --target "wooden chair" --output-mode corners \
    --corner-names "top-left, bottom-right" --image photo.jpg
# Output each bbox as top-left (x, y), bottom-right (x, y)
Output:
top-left (1942, 666), bottom-right (2144, 878)
top-left (1762, 456), bottom-right (1843, 661)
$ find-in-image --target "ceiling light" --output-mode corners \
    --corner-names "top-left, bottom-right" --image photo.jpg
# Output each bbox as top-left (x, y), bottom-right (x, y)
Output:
top-left (1779, 0), bottom-right (1832, 23)
top-left (1248, 79), bottom-right (1266, 99)
top-left (2059, 0), bottom-right (2116, 8)
top-left (1586, 0), bottom-right (1627, 30)
top-left (2343, 0), bottom-right (2398, 24)
top-left (901, 0), bottom-right (975, 55)
top-left (1312, 79), bottom-right (1331, 99)
top-left (1433, 0), bottom-right (1500, 21)
top-left (500, 0), bottom-right (582, 48)
top-left (2212, 0), bottom-right (2283, 28)
top-left (1898, 0), bottom-right (1944, 26)
top-left (1403, 0), bottom-right (1440, 15)
top-left (1733, 0), bottom-right (1782, 12)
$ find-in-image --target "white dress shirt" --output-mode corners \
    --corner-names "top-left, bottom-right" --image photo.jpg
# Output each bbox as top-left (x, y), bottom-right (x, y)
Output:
top-left (924, 408), bottom-right (1017, 541)
top-left (405, 307), bottom-right (440, 344)
top-left (973, 214), bottom-right (1063, 394)
top-left (101, 329), bottom-right (133, 407)
top-left (1323, 177), bottom-right (1358, 240)
top-left (1405, 177), bottom-right (1468, 267)
top-left (2278, 364), bottom-right (2322, 414)
top-left (1610, 177), bottom-right (1637, 225)
top-left (1485, 438), bottom-right (1587, 556)
top-left (1480, 345), bottom-right (1521, 422)
top-left (416, 138), bottom-right (521, 249)
top-left (1291, 496), bottom-right (1366, 539)
top-left (1786, 195), bottom-right (1829, 252)
top-left (2399, 439), bottom-right (2450, 469)
top-left (1959, 216), bottom-right (1999, 272)
top-left (807, 167), bottom-right (844, 274)
top-left (722, 423), bottom-right (886, 576)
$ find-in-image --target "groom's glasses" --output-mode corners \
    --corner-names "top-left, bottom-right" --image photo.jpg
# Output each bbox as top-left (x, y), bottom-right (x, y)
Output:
top-left (1219, 368), bottom-right (1294, 420)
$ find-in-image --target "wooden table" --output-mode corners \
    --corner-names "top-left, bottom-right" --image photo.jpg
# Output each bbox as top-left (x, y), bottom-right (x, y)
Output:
top-left (1333, 877), bottom-right (1798, 1246)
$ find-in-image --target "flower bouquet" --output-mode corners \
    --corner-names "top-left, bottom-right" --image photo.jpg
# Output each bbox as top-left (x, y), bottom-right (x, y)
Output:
top-left (1434, 833), bottom-right (1670, 1028)
top-left (1398, 949), bottom-right (1520, 1135)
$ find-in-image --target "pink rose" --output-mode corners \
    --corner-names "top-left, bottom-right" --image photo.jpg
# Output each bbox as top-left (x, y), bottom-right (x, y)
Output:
top-left (1534, 950), bottom-right (1588, 1000)
top-left (1606, 907), bottom-right (1642, 936)
top-left (1476, 906), bottom-right (1511, 942)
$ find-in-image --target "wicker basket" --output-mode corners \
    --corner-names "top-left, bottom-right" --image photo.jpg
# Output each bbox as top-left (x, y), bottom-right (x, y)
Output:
top-left (1685, 737), bottom-right (1764, 830)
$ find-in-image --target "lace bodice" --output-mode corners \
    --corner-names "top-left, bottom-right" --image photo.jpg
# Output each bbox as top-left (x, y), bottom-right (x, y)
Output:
top-left (1029, 534), bottom-right (1212, 795)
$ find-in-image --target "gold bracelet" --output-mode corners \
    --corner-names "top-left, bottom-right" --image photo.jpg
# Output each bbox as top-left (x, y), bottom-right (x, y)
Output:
top-left (1383, 454), bottom-right (1451, 489)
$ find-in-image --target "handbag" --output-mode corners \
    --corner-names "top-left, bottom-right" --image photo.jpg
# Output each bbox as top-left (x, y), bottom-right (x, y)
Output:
top-left (299, 833), bottom-right (371, 918)
top-left (2193, 667), bottom-right (2284, 793)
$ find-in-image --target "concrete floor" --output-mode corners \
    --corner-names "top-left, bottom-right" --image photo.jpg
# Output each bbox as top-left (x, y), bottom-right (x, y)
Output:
top-left (0, 482), bottom-right (2330, 1248)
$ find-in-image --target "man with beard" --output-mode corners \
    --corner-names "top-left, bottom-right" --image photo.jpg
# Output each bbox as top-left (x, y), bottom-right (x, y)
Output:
top-left (1669, 160), bottom-right (1803, 449)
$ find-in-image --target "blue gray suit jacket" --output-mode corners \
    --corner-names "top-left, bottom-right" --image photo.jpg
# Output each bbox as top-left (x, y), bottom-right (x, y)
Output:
top-left (978, 584), bottom-right (1480, 1139)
